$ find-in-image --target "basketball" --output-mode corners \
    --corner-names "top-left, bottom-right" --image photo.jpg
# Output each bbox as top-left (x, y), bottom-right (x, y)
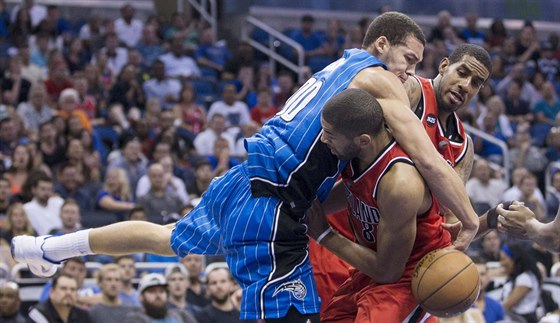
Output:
top-left (411, 248), bottom-right (480, 317)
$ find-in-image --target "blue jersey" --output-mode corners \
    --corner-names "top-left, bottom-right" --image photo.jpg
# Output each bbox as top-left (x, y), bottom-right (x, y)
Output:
top-left (246, 49), bottom-right (385, 209)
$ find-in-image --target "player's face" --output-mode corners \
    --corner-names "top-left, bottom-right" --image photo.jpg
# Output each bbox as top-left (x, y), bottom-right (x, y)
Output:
top-left (436, 55), bottom-right (489, 114)
top-left (378, 35), bottom-right (423, 83)
top-left (320, 117), bottom-right (360, 161)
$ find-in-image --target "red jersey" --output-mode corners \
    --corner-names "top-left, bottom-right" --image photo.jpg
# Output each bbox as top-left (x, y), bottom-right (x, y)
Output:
top-left (341, 140), bottom-right (451, 278)
top-left (413, 76), bottom-right (468, 167)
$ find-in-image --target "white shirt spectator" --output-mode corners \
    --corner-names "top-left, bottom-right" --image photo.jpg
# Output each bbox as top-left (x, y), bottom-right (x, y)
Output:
top-left (11, 4), bottom-right (46, 27)
top-left (158, 53), bottom-right (201, 79)
top-left (93, 47), bottom-right (129, 76)
top-left (114, 17), bottom-right (144, 48)
top-left (142, 78), bottom-right (182, 109)
top-left (17, 102), bottom-right (55, 132)
top-left (502, 186), bottom-right (546, 211)
top-left (194, 129), bottom-right (235, 156)
top-left (501, 271), bottom-right (540, 315)
top-left (79, 24), bottom-right (105, 41)
top-left (466, 177), bottom-right (507, 208)
top-left (136, 174), bottom-right (190, 205)
top-left (207, 101), bottom-right (251, 128)
top-left (23, 196), bottom-right (64, 235)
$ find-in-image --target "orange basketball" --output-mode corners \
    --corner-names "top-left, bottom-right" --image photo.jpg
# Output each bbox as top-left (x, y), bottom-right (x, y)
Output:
top-left (411, 248), bottom-right (480, 317)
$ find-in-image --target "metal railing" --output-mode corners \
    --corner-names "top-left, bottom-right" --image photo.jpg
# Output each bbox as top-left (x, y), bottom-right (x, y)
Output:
top-left (463, 123), bottom-right (511, 185)
top-left (186, 0), bottom-right (218, 42)
top-left (241, 16), bottom-right (305, 83)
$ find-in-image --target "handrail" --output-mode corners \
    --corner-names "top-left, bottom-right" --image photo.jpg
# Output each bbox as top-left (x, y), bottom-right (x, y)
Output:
top-left (242, 16), bottom-right (305, 83)
top-left (463, 123), bottom-right (511, 185)
top-left (187, 0), bottom-right (218, 44)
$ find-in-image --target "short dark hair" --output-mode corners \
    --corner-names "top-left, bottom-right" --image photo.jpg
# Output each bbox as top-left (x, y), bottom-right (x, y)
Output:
top-left (448, 44), bottom-right (493, 79)
top-left (129, 205), bottom-right (146, 217)
top-left (301, 14), bottom-right (314, 23)
top-left (362, 12), bottom-right (425, 49)
top-left (51, 273), bottom-right (77, 290)
top-left (322, 88), bottom-right (384, 138)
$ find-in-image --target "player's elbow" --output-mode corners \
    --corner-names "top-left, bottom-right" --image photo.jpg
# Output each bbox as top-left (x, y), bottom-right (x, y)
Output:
top-left (368, 267), bottom-right (405, 284)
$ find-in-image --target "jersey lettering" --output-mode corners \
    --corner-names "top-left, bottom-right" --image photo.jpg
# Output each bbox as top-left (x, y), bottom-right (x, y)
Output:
top-left (278, 78), bottom-right (324, 122)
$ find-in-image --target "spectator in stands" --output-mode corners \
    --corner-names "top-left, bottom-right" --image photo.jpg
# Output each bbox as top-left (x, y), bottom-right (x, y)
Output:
top-left (4, 144), bottom-right (33, 196)
top-left (194, 113), bottom-right (234, 157)
top-left (195, 265), bottom-right (246, 323)
top-left (137, 163), bottom-right (183, 224)
top-left (174, 82), bottom-right (206, 135)
top-left (485, 19), bottom-right (508, 53)
top-left (65, 38), bottom-right (88, 74)
top-left (0, 177), bottom-right (11, 218)
top-left (207, 83), bottom-right (251, 129)
top-left (136, 155), bottom-right (190, 205)
top-left (72, 73), bottom-right (97, 122)
top-left (29, 32), bottom-right (49, 73)
top-left (503, 167), bottom-right (546, 212)
top-left (476, 95), bottom-right (514, 141)
top-left (44, 61), bottom-right (72, 104)
top-left (289, 14), bottom-right (326, 61)
top-left (159, 34), bottom-right (201, 81)
top-left (79, 15), bottom-right (103, 50)
top-left (471, 258), bottom-right (505, 323)
top-left (208, 137), bottom-right (240, 177)
top-left (66, 137), bottom-right (100, 184)
top-left (0, 281), bottom-right (24, 323)
top-left (538, 42), bottom-right (559, 82)
top-left (533, 81), bottom-right (560, 126)
top-left (509, 122), bottom-right (548, 175)
top-left (546, 171), bottom-right (560, 219)
top-left (233, 121), bottom-right (259, 159)
top-left (108, 135), bottom-right (148, 194)
top-left (428, 10), bottom-right (452, 42)
top-left (181, 254), bottom-right (209, 309)
top-left (166, 263), bottom-right (200, 314)
top-left (491, 37), bottom-right (517, 80)
top-left (38, 257), bottom-right (94, 303)
top-left (250, 88), bottom-right (277, 125)
top-left (109, 63), bottom-right (145, 113)
top-left (195, 27), bottom-right (231, 79)
top-left (504, 81), bottom-right (534, 125)
top-left (2, 56), bottom-right (32, 107)
top-left (224, 41), bottom-right (257, 77)
top-left (515, 23), bottom-right (541, 67)
top-left (29, 273), bottom-right (90, 323)
top-left (479, 230), bottom-right (502, 262)
top-left (96, 167), bottom-right (135, 222)
top-left (143, 60), bottom-right (181, 110)
top-left (18, 42), bottom-right (44, 85)
top-left (23, 174), bottom-right (63, 235)
top-left (500, 243), bottom-right (542, 323)
top-left (49, 199), bottom-right (82, 236)
top-left (94, 32), bottom-right (128, 77)
top-left (0, 202), bottom-right (35, 244)
top-left (112, 255), bottom-right (140, 307)
top-left (273, 70), bottom-right (295, 109)
top-left (16, 83), bottom-right (54, 136)
top-left (57, 89), bottom-right (92, 134)
top-left (466, 158), bottom-right (507, 213)
top-left (497, 63), bottom-right (538, 105)
top-left (89, 264), bottom-right (136, 323)
top-left (124, 273), bottom-right (198, 323)
top-left (517, 173), bottom-right (546, 220)
top-left (459, 13), bottom-right (485, 46)
top-left (10, 0), bottom-right (46, 28)
top-left (128, 205), bottom-right (147, 222)
top-left (0, 117), bottom-right (27, 161)
top-left (136, 25), bottom-right (164, 71)
top-left (38, 119), bottom-right (65, 168)
top-left (114, 3), bottom-right (143, 48)
top-left (26, 140), bottom-right (51, 177)
top-left (8, 8), bottom-right (32, 45)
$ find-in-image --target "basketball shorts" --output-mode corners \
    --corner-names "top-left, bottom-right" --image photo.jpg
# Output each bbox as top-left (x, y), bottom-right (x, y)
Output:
top-left (322, 270), bottom-right (435, 323)
top-left (170, 162), bottom-right (321, 320)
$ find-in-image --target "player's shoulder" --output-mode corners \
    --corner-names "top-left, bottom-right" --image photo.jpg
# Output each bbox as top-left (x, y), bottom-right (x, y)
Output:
top-left (349, 66), bottom-right (403, 99)
top-left (404, 76), bottom-right (422, 110)
top-left (380, 161), bottom-right (424, 197)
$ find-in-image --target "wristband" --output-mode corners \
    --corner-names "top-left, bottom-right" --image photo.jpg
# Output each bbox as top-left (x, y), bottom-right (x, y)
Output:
top-left (487, 201), bottom-right (513, 229)
top-left (316, 227), bottom-right (334, 245)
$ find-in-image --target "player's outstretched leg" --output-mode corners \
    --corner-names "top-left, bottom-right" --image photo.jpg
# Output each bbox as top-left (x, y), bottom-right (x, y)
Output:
top-left (11, 221), bottom-right (174, 277)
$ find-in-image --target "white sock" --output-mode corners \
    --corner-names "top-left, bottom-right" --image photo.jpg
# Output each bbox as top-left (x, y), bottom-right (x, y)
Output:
top-left (42, 229), bottom-right (94, 262)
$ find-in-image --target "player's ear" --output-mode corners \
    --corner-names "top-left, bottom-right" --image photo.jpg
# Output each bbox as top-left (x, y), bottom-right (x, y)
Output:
top-left (438, 57), bottom-right (450, 75)
top-left (357, 134), bottom-right (372, 147)
top-left (374, 36), bottom-right (389, 54)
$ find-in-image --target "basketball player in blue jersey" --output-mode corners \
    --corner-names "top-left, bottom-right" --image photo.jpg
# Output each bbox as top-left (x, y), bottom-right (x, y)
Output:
top-left (11, 12), bottom-right (479, 322)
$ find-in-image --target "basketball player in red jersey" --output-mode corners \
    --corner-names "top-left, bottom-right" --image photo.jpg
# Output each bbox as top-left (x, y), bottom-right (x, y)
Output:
top-left (310, 43), bottom-right (493, 315)
top-left (308, 88), bottom-right (450, 322)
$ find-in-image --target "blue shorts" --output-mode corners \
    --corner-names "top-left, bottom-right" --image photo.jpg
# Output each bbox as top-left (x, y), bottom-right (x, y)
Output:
top-left (170, 162), bottom-right (321, 320)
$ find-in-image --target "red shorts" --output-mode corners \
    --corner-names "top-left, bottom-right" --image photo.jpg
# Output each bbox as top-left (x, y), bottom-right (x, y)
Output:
top-left (321, 270), bottom-right (435, 323)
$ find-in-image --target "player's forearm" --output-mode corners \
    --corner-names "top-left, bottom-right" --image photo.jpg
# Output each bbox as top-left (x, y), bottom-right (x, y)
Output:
top-left (321, 232), bottom-right (402, 284)
top-left (526, 219), bottom-right (560, 252)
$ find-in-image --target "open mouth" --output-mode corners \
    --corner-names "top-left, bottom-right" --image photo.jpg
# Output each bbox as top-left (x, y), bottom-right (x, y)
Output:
top-left (449, 90), bottom-right (464, 105)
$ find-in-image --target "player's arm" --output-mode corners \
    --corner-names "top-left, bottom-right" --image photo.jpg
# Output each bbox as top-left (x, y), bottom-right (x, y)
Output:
top-left (404, 77), bottom-right (422, 109)
top-left (350, 68), bottom-right (479, 250)
top-left (321, 180), bottom-right (347, 215)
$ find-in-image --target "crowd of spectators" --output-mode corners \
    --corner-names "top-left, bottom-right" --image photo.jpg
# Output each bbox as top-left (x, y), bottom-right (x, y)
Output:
top-left (0, 1), bottom-right (559, 322)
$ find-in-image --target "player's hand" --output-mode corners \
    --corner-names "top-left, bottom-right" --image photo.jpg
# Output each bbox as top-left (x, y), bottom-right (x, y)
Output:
top-left (441, 221), bottom-right (462, 242)
top-left (496, 201), bottom-right (534, 239)
top-left (451, 221), bottom-right (478, 252)
top-left (305, 199), bottom-right (331, 241)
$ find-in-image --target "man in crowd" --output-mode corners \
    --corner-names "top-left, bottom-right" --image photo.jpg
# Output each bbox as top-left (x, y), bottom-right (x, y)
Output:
top-left (0, 281), bottom-right (24, 323)
top-left (89, 264), bottom-right (136, 323)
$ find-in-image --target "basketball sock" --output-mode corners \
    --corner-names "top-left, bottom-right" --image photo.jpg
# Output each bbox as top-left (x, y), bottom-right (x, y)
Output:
top-left (42, 229), bottom-right (93, 263)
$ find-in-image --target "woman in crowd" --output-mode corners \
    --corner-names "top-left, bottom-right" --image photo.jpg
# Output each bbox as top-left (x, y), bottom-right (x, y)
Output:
top-left (174, 82), bottom-right (206, 135)
top-left (96, 167), bottom-right (135, 221)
